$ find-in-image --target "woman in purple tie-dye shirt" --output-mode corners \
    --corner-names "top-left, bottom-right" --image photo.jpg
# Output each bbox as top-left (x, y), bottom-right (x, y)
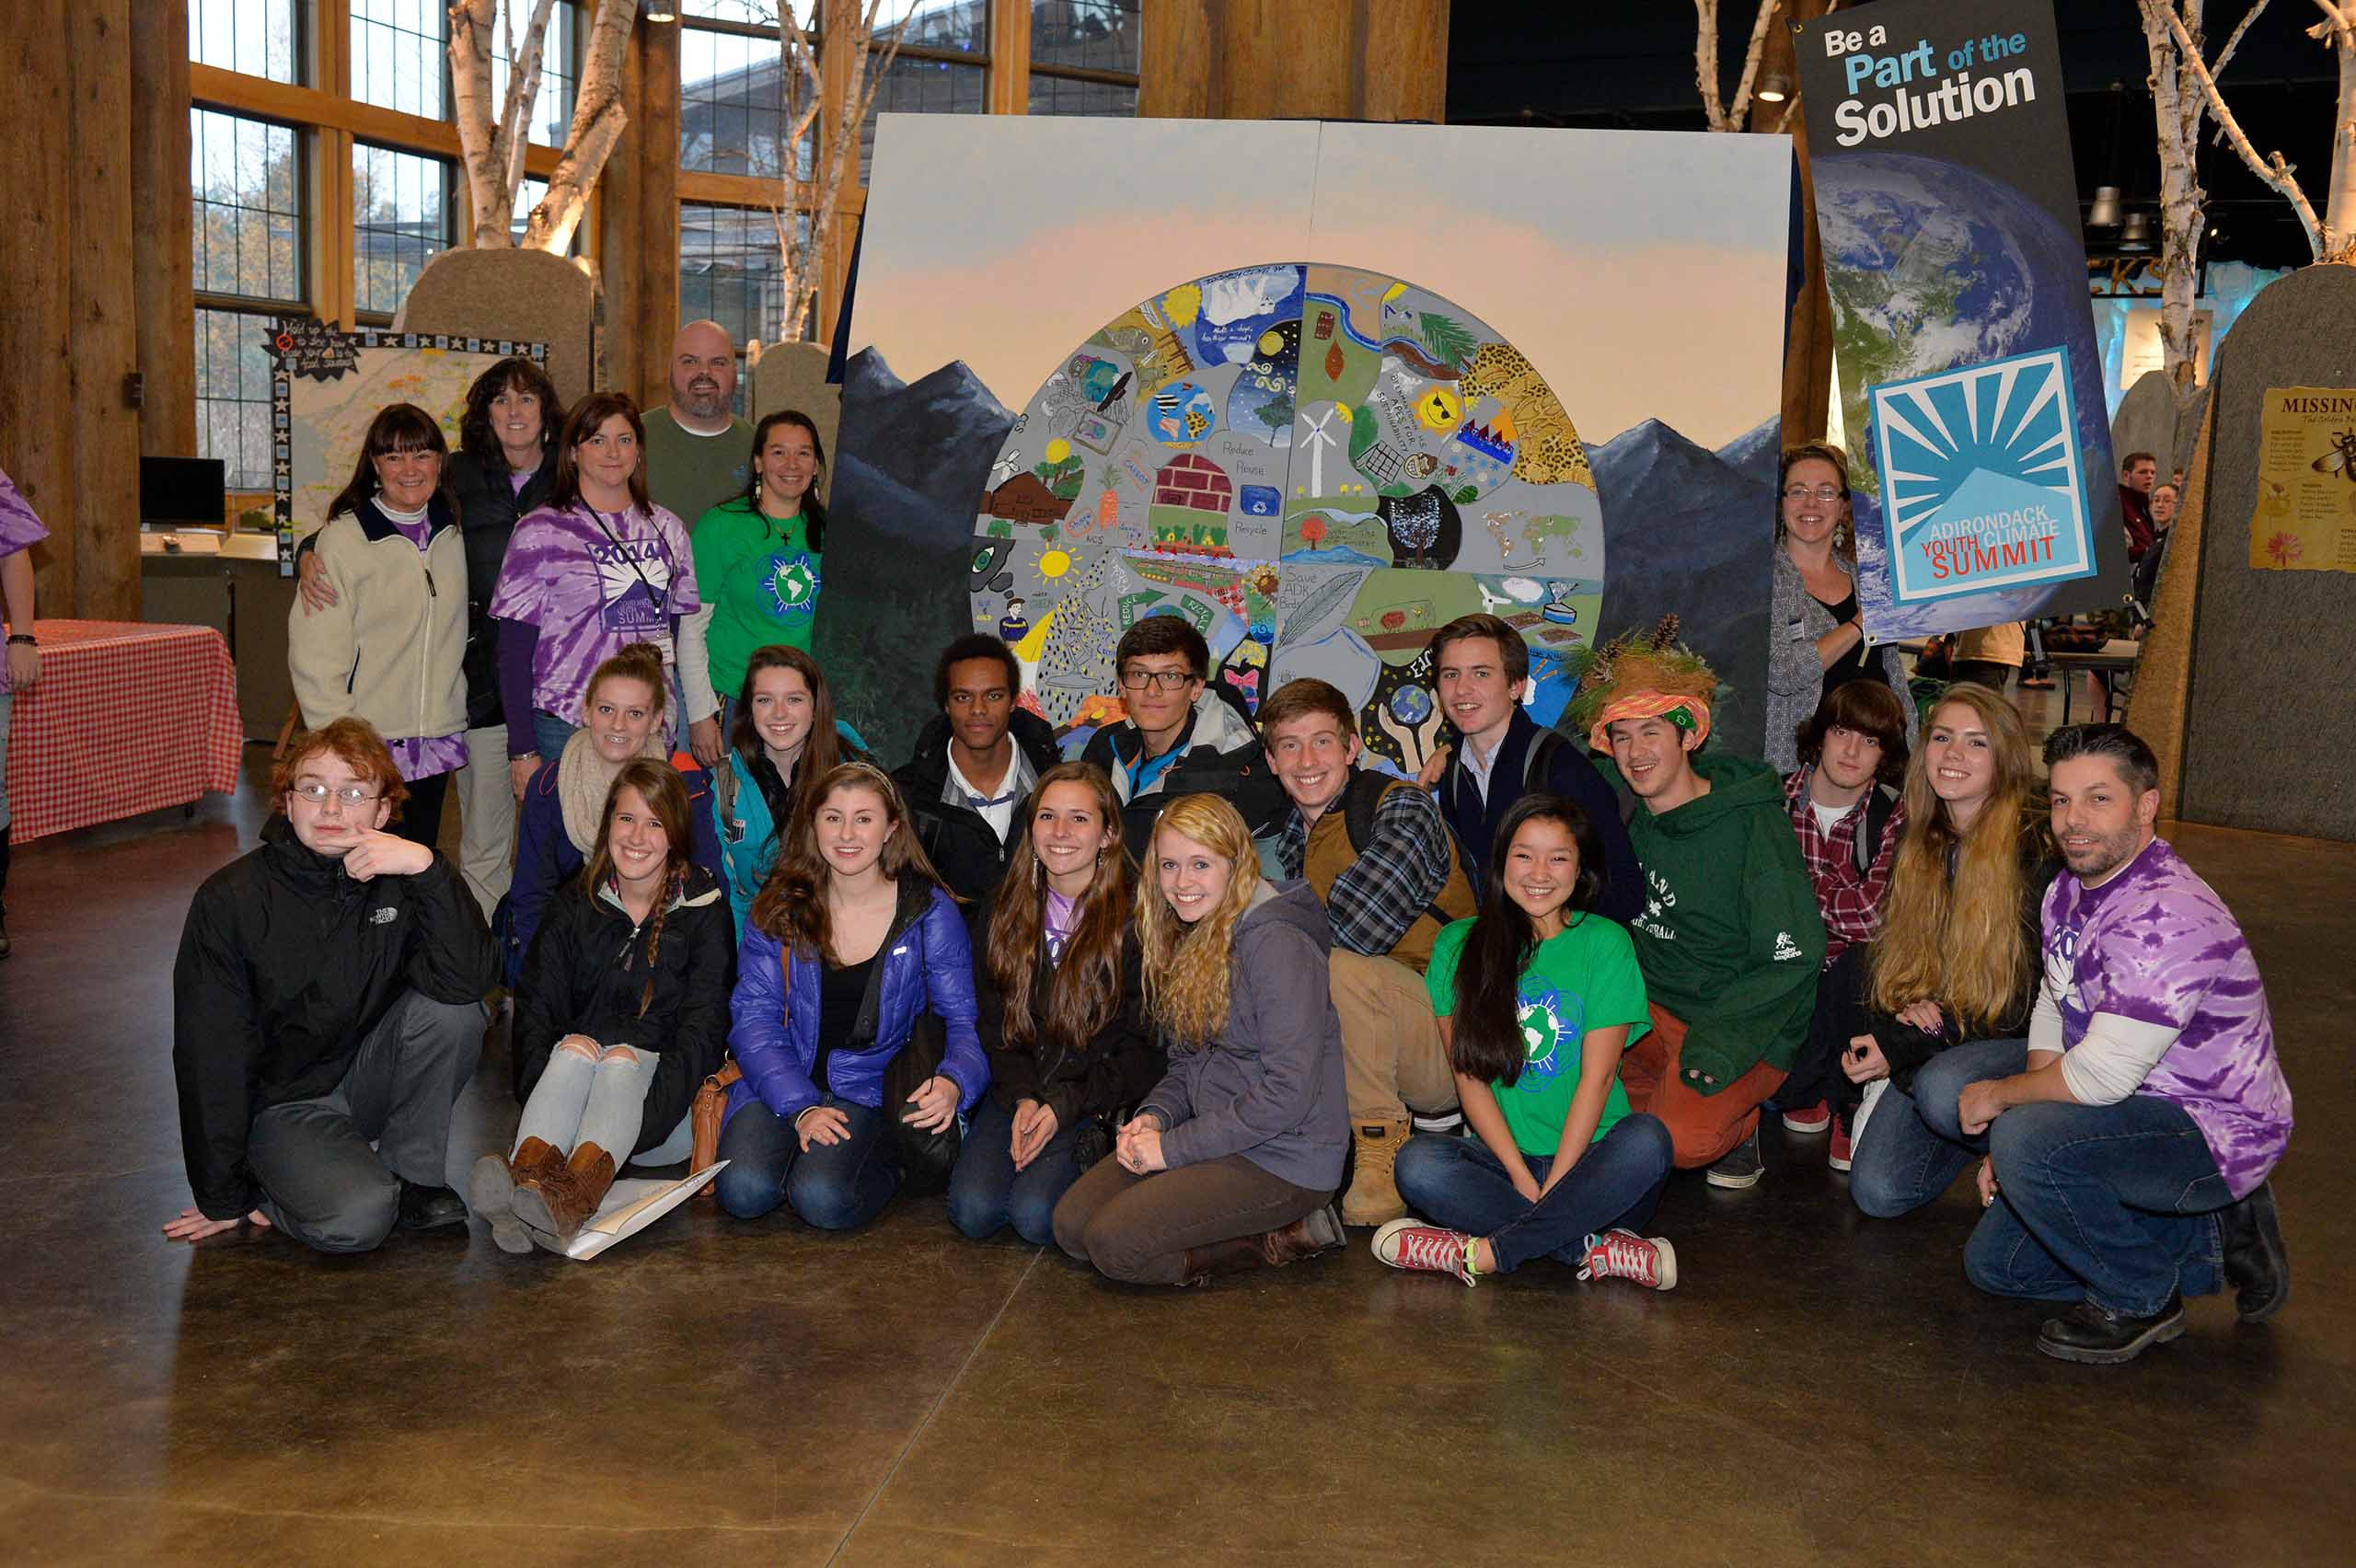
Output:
top-left (489, 392), bottom-right (699, 768)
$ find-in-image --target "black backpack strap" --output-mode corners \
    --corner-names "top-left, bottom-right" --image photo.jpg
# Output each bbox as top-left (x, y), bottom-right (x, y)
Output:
top-left (1853, 785), bottom-right (1897, 876)
top-left (1342, 771), bottom-right (1459, 933)
top-left (1521, 726), bottom-right (1566, 791)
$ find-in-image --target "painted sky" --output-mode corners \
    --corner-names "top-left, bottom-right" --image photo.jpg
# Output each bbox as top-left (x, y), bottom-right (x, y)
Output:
top-left (851, 115), bottom-right (1791, 449)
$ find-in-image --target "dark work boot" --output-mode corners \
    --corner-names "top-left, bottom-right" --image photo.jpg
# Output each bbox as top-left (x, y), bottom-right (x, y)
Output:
top-left (2036, 1291), bottom-right (2186, 1366)
top-left (397, 1180), bottom-right (469, 1233)
top-left (2217, 1182), bottom-right (2292, 1322)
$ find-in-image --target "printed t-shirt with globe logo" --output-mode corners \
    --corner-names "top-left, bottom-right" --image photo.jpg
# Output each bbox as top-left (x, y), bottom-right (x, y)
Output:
top-left (1424, 915), bottom-right (1651, 1159)
top-left (691, 500), bottom-right (823, 697)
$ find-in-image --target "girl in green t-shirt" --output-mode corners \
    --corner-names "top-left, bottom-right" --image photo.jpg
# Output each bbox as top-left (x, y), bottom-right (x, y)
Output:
top-left (1373, 794), bottom-right (1679, 1289)
top-left (680, 410), bottom-right (827, 767)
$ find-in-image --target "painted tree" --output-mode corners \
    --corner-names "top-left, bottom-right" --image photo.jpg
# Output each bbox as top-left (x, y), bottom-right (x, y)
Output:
top-left (448, 0), bottom-right (640, 253)
top-left (767, 2), bottom-right (910, 342)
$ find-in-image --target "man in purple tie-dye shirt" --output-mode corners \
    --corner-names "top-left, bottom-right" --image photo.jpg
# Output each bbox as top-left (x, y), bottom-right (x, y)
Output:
top-left (0, 461), bottom-right (49, 961)
top-left (1949, 724), bottom-right (2292, 1366)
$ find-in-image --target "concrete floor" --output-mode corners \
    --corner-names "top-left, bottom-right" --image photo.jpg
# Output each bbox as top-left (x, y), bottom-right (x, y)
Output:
top-left (1, 721), bottom-right (2344, 1566)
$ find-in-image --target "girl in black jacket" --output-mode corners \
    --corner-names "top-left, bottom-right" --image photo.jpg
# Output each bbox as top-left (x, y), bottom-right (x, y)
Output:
top-left (946, 762), bottom-right (1161, 1245)
top-left (469, 758), bottom-right (733, 1251)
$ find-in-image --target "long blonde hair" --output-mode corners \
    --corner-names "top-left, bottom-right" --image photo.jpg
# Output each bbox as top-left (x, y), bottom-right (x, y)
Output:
top-left (1135, 794), bottom-right (1261, 1048)
top-left (1869, 685), bottom-right (2041, 1029)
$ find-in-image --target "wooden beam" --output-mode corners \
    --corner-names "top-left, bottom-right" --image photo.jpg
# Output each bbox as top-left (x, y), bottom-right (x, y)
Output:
top-left (597, 21), bottom-right (646, 401)
top-left (68, 0), bottom-right (143, 618)
top-left (639, 17), bottom-right (682, 406)
top-left (987, 0), bottom-right (1031, 115)
top-left (131, 0), bottom-right (197, 460)
top-left (1139, 0), bottom-right (1216, 118)
top-left (1222, 0), bottom-right (1352, 120)
top-left (678, 168), bottom-right (867, 213)
top-left (191, 64), bottom-right (567, 179)
top-left (0, 0), bottom-right (76, 616)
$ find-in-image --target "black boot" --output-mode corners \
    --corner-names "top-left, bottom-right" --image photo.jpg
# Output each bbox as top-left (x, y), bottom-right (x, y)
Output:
top-left (2217, 1181), bottom-right (2291, 1322)
top-left (2036, 1291), bottom-right (2186, 1365)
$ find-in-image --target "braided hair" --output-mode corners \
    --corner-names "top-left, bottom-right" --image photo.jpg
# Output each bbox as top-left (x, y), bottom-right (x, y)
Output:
top-left (579, 758), bottom-right (696, 1014)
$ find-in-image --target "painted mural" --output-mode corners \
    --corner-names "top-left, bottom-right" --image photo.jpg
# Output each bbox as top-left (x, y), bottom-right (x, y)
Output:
top-left (970, 264), bottom-right (1604, 778)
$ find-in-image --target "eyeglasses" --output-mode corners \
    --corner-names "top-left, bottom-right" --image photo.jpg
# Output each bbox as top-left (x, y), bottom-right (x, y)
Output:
top-left (1783, 484), bottom-right (1844, 502)
top-left (290, 783), bottom-right (381, 806)
top-left (1119, 668), bottom-right (1196, 692)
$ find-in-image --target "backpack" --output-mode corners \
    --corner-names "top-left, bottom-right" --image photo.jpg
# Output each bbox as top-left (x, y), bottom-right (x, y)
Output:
top-left (1851, 784), bottom-right (1899, 876)
top-left (1336, 770), bottom-right (1469, 933)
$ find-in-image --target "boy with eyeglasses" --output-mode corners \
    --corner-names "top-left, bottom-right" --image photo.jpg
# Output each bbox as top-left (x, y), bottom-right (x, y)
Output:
top-left (165, 718), bottom-right (497, 1253)
top-left (1080, 615), bottom-right (1285, 847)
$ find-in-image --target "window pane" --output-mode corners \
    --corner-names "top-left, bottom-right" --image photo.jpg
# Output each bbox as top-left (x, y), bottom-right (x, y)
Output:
top-left (191, 108), bottom-right (306, 305)
top-left (352, 0), bottom-right (446, 121)
top-left (189, 0), bottom-right (302, 84)
top-left (860, 53), bottom-right (987, 172)
top-left (680, 203), bottom-right (799, 392)
top-left (491, 3), bottom-right (578, 148)
top-left (678, 0), bottom-right (772, 20)
top-left (1027, 74), bottom-right (1136, 117)
top-left (353, 143), bottom-right (452, 319)
top-left (1029, 0), bottom-right (1135, 73)
top-left (682, 22), bottom-right (810, 179)
top-left (194, 306), bottom-right (280, 492)
top-left (876, 0), bottom-right (987, 54)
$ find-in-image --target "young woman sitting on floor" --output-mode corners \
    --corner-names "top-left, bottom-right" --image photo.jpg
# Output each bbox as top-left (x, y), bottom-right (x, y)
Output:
top-left (713, 763), bottom-right (986, 1230)
top-left (1373, 793), bottom-right (1677, 1290)
top-left (1844, 683), bottom-right (2060, 1218)
top-left (947, 762), bottom-right (1161, 1246)
top-left (1051, 793), bottom-right (1348, 1286)
top-left (471, 760), bottom-right (733, 1251)
top-left (506, 642), bottom-right (723, 986)
top-left (711, 644), bottom-right (867, 939)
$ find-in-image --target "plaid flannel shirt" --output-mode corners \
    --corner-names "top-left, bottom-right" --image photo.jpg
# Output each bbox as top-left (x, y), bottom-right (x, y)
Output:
top-left (1276, 778), bottom-right (1456, 959)
top-left (1783, 767), bottom-right (1903, 963)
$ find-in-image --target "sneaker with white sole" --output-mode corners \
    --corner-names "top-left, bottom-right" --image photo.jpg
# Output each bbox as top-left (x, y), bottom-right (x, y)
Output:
top-left (1781, 1100), bottom-right (1831, 1135)
top-left (1705, 1124), bottom-right (1765, 1189)
top-left (1371, 1217), bottom-right (1477, 1286)
top-left (1577, 1228), bottom-right (1678, 1291)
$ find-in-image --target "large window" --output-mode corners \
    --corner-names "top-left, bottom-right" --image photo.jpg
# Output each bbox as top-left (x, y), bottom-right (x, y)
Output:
top-left (353, 143), bottom-right (455, 319)
top-left (352, 0), bottom-right (448, 120)
top-left (861, 1), bottom-right (990, 170)
top-left (681, 21), bottom-right (798, 179)
top-left (1029, 0), bottom-right (1138, 116)
top-left (191, 105), bottom-right (307, 491)
top-left (493, 6), bottom-right (580, 147)
top-left (680, 202), bottom-right (789, 369)
top-left (190, 0), bottom-right (304, 84)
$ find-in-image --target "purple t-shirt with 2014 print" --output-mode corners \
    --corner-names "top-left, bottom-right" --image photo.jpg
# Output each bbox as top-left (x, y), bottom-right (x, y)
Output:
top-left (487, 501), bottom-right (699, 723)
top-left (2041, 836), bottom-right (2292, 1198)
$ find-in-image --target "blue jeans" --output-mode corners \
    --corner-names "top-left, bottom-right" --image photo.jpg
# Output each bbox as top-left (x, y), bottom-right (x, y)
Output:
top-left (1850, 1037), bottom-right (2027, 1218)
top-left (1392, 1115), bottom-right (1673, 1274)
top-left (945, 1097), bottom-right (1084, 1245)
top-left (532, 709), bottom-right (577, 765)
top-left (1967, 1093), bottom-right (2227, 1319)
top-left (712, 1095), bottom-right (901, 1230)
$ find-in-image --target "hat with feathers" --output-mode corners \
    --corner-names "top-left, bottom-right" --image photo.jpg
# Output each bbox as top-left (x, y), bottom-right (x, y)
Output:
top-left (1562, 615), bottom-right (1721, 753)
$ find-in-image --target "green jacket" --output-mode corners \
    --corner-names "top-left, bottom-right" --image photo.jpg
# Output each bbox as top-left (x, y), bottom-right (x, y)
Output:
top-left (1604, 750), bottom-right (1825, 1091)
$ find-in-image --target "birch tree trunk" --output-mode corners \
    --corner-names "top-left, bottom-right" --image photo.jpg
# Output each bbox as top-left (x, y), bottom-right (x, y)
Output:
top-left (520, 0), bottom-right (638, 254)
top-left (2164, 5), bottom-right (2335, 259)
top-left (1694, 0), bottom-right (1782, 133)
top-left (448, 0), bottom-right (507, 247)
top-left (2316, 0), bottom-right (2356, 257)
top-left (768, 1), bottom-right (906, 342)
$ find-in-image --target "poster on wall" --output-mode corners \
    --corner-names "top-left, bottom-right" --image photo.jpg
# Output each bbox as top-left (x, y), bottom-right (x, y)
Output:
top-left (1797, 0), bottom-right (2131, 639)
top-left (2120, 304), bottom-right (2212, 392)
top-left (820, 115), bottom-right (1794, 766)
top-left (2247, 386), bottom-right (2356, 572)
top-left (270, 323), bottom-right (549, 576)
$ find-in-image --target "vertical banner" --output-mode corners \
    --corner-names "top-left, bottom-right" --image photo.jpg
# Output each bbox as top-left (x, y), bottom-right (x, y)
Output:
top-left (1797, 0), bottom-right (2131, 640)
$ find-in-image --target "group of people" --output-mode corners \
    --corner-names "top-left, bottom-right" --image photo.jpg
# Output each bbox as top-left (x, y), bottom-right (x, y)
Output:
top-left (155, 369), bottom-right (2292, 1367)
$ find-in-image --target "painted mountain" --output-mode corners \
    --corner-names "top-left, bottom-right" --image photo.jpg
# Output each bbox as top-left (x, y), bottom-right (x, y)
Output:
top-left (817, 350), bottom-right (1015, 760)
top-left (1590, 417), bottom-right (1778, 756)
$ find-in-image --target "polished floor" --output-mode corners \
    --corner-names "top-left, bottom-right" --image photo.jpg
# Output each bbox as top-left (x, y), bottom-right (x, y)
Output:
top-left (1, 729), bottom-right (2344, 1565)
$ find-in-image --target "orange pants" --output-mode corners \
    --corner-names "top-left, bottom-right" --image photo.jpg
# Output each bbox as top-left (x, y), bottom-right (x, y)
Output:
top-left (1618, 1004), bottom-right (1787, 1169)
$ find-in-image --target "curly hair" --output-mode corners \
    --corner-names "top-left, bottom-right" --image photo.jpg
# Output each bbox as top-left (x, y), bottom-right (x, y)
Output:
top-left (1134, 793), bottom-right (1261, 1047)
top-left (1869, 684), bottom-right (2044, 1030)
top-left (986, 762), bottom-right (1134, 1051)
top-left (457, 356), bottom-right (563, 475)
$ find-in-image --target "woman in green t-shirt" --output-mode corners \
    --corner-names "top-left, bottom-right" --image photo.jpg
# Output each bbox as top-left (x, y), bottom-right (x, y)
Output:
top-left (681, 410), bottom-right (827, 766)
top-left (1373, 794), bottom-right (1679, 1289)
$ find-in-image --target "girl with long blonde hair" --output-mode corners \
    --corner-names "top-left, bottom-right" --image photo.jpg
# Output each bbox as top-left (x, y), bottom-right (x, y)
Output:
top-left (712, 763), bottom-right (987, 1230)
top-left (946, 762), bottom-right (1161, 1245)
top-left (1845, 684), bottom-right (2059, 1218)
top-left (1050, 793), bottom-right (1348, 1286)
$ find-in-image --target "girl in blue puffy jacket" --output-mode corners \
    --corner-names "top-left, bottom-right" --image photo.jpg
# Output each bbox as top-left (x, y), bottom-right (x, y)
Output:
top-left (714, 762), bottom-right (987, 1228)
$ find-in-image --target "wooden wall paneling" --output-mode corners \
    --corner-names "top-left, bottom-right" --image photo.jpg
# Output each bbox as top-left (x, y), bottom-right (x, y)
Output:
top-left (68, 0), bottom-right (144, 618)
top-left (0, 0), bottom-right (76, 616)
top-left (598, 24), bottom-right (646, 402)
top-left (1360, 0), bottom-right (1449, 123)
top-left (1139, 0), bottom-right (1217, 118)
top-left (639, 17), bottom-right (682, 406)
top-left (132, 0), bottom-right (197, 460)
top-left (1222, 0), bottom-right (1352, 120)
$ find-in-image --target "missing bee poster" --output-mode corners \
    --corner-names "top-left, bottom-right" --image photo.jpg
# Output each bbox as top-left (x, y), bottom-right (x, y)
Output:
top-left (2248, 386), bottom-right (2356, 572)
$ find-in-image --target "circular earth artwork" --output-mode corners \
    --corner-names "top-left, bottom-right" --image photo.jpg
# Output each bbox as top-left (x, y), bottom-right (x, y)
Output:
top-left (972, 263), bottom-right (1606, 778)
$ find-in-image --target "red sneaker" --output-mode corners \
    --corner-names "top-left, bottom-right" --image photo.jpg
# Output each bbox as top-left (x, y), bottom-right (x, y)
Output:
top-left (1371, 1217), bottom-right (1477, 1286)
top-left (1782, 1100), bottom-right (1832, 1135)
top-left (1577, 1228), bottom-right (1678, 1291)
top-left (1828, 1111), bottom-right (1854, 1172)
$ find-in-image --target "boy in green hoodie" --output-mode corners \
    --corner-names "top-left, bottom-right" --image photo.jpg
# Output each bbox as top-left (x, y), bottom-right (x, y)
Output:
top-left (1572, 635), bottom-right (1825, 1189)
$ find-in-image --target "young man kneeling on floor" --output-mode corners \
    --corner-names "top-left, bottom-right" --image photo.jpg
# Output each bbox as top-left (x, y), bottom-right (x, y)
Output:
top-left (1947, 724), bottom-right (2293, 1365)
top-left (165, 718), bottom-right (497, 1253)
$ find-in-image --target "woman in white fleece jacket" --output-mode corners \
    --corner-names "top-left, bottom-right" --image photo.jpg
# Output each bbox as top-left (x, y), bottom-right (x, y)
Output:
top-left (288, 403), bottom-right (470, 847)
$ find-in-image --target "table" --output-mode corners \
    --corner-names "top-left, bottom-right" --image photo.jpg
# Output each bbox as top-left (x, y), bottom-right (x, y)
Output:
top-left (2046, 639), bottom-right (2142, 725)
top-left (4, 619), bottom-right (246, 841)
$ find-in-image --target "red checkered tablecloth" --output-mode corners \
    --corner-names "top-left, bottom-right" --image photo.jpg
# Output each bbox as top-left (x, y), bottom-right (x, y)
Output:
top-left (4, 619), bottom-right (246, 842)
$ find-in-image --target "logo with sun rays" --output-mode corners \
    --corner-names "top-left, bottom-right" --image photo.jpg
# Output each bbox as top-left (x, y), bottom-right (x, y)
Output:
top-left (1513, 983), bottom-right (1584, 1089)
top-left (1870, 346), bottom-right (2096, 605)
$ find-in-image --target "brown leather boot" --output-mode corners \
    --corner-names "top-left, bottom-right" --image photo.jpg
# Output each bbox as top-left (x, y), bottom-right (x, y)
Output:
top-left (508, 1137), bottom-right (565, 1186)
top-left (510, 1140), bottom-right (616, 1241)
top-left (1178, 1236), bottom-right (1270, 1286)
top-left (1257, 1203), bottom-right (1346, 1266)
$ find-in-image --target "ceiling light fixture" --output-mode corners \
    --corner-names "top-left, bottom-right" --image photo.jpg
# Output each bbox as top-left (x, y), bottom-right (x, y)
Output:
top-left (642, 0), bottom-right (678, 21)
top-left (2087, 184), bottom-right (2123, 227)
top-left (1756, 72), bottom-right (1791, 105)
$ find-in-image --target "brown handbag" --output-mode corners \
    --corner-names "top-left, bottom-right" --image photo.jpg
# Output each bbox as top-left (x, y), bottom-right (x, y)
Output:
top-left (688, 1061), bottom-right (743, 1196)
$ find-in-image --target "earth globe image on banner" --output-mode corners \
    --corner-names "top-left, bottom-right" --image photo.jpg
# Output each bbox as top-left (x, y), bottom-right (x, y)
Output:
top-left (1813, 151), bottom-right (2112, 636)
top-left (970, 262), bottom-right (1605, 779)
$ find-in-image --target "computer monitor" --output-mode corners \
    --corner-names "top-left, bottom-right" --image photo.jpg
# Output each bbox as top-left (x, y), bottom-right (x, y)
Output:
top-left (140, 456), bottom-right (227, 528)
